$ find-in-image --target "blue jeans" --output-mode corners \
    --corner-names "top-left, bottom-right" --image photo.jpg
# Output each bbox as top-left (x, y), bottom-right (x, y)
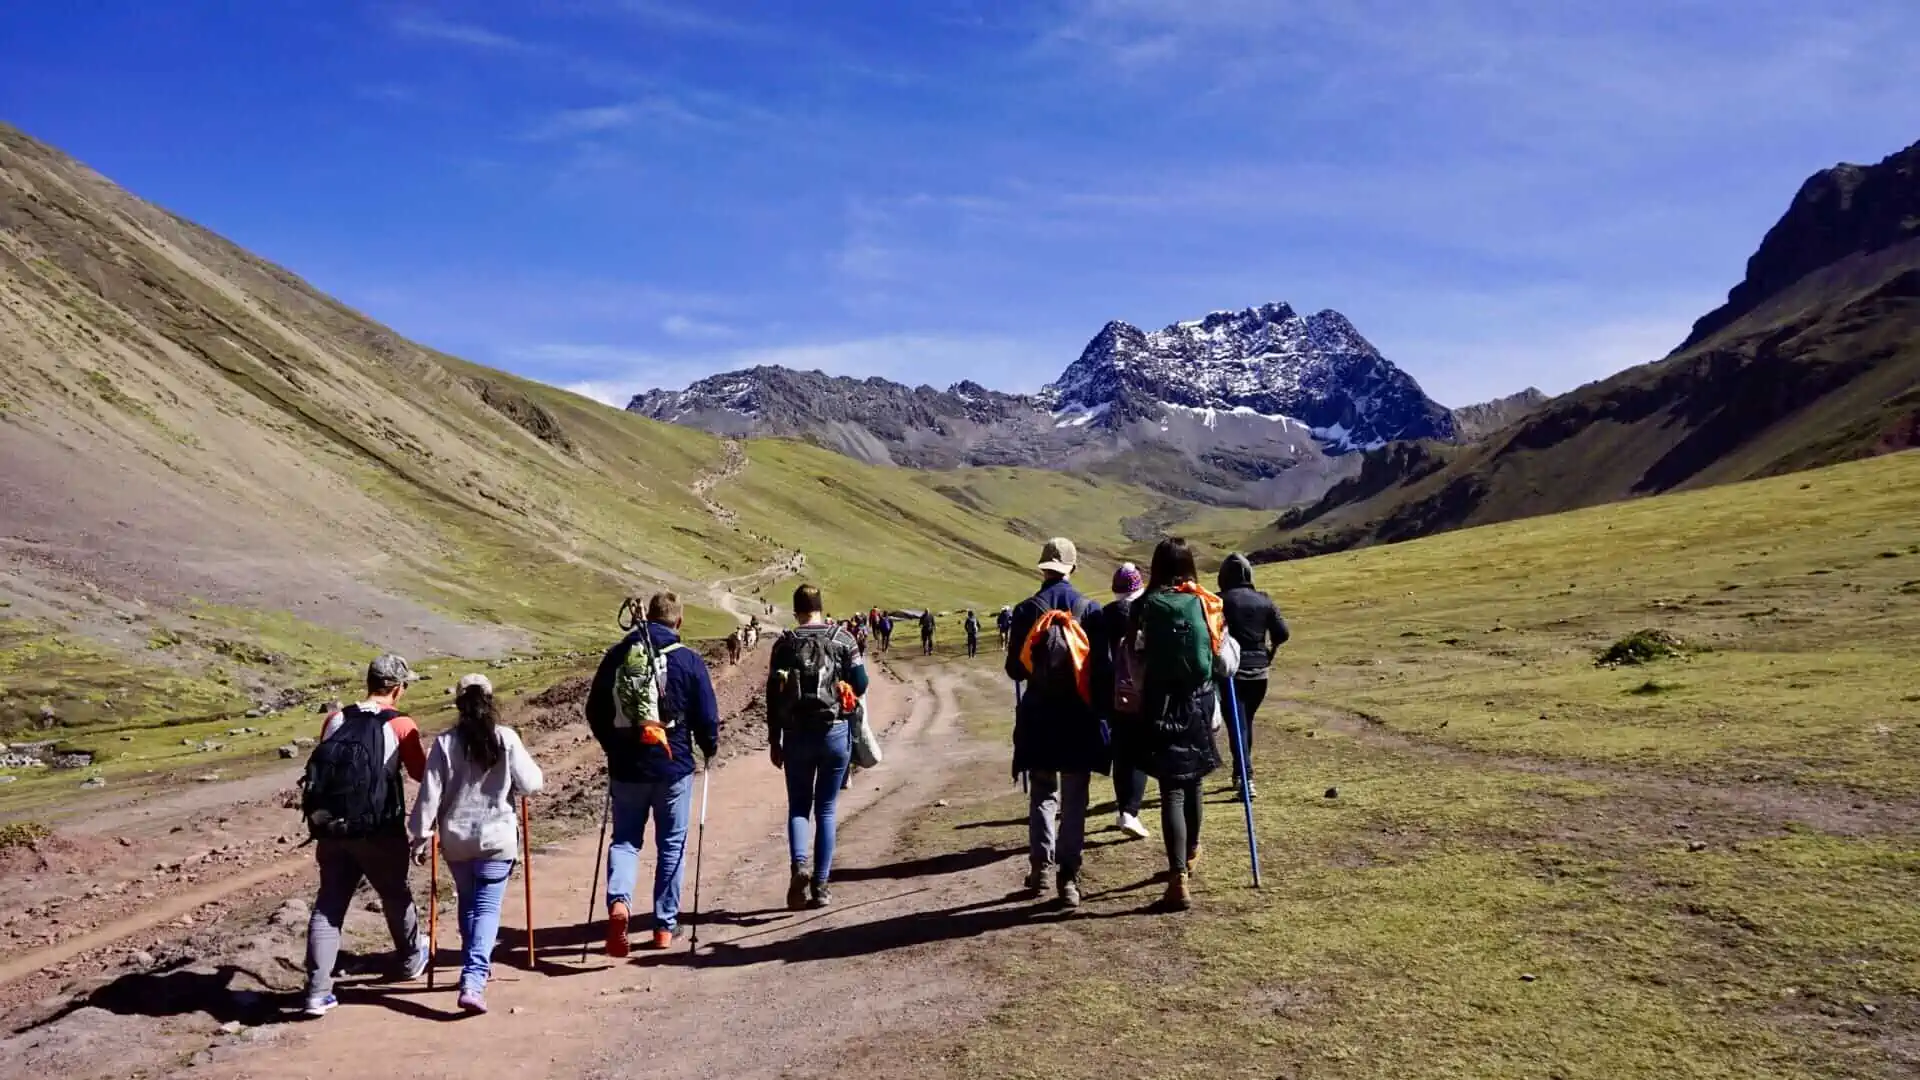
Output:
top-left (784, 723), bottom-right (852, 881)
top-left (606, 775), bottom-right (695, 933)
top-left (449, 859), bottom-right (515, 993)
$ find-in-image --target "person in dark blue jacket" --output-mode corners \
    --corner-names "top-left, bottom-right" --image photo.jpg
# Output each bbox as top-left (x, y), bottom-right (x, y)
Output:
top-left (586, 591), bottom-right (719, 956)
top-left (1004, 537), bottom-right (1110, 909)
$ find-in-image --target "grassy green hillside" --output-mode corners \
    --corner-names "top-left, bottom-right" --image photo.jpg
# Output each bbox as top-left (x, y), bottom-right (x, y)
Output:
top-left (913, 448), bottom-right (1920, 1079)
top-left (1253, 142), bottom-right (1920, 563)
top-left (0, 123), bottom-right (1247, 802)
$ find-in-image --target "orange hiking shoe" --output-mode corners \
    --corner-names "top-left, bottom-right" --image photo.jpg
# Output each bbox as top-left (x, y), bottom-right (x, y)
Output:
top-left (646, 929), bottom-right (674, 951)
top-left (606, 900), bottom-right (631, 959)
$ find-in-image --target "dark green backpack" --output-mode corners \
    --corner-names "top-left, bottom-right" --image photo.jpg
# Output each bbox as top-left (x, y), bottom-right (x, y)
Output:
top-left (1140, 590), bottom-right (1213, 691)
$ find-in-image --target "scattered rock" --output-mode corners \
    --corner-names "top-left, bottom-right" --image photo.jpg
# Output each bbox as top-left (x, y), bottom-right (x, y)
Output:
top-left (364, 898), bottom-right (384, 914)
top-left (38, 704), bottom-right (58, 723)
top-left (1687, 840), bottom-right (1709, 853)
top-left (293, 737), bottom-right (316, 749)
top-left (1861, 1002), bottom-right (1879, 1017)
top-left (277, 745), bottom-right (298, 760)
top-left (1324, 787), bottom-right (1339, 799)
top-left (1520, 973), bottom-right (1538, 983)
top-left (935, 799), bottom-right (950, 808)
top-left (80, 776), bottom-right (106, 789)
top-left (176, 915), bottom-right (194, 928)
top-left (130, 950), bottom-right (155, 968)
top-left (196, 774), bottom-right (221, 782)
top-left (218, 1020), bottom-right (243, 1036)
top-left (116, 835), bottom-right (133, 847)
top-left (510, 1006), bottom-right (525, 1015)
top-left (119, 735), bottom-right (133, 742)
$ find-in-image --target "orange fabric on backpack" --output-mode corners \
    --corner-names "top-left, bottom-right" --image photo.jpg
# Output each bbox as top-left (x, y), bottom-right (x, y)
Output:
top-left (837, 681), bottom-right (859, 714)
top-left (1019, 609), bottom-right (1094, 705)
top-left (1171, 580), bottom-right (1227, 655)
top-left (641, 722), bottom-right (672, 759)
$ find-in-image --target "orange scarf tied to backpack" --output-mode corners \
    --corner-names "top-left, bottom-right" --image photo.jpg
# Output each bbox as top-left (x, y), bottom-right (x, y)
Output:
top-left (1020, 609), bottom-right (1094, 705)
top-left (1173, 581), bottom-right (1228, 655)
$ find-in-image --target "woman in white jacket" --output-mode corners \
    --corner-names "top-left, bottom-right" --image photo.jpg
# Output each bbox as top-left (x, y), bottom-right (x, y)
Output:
top-left (409, 674), bottom-right (544, 1014)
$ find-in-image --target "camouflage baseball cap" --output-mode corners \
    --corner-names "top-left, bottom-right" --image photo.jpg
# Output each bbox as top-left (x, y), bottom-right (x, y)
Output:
top-left (367, 653), bottom-right (420, 689)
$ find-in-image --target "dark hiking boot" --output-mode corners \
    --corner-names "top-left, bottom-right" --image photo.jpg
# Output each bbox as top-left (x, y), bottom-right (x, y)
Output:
top-left (787, 865), bottom-right (812, 911)
top-left (809, 881), bottom-right (834, 909)
top-left (1161, 873), bottom-right (1192, 912)
top-left (1023, 865), bottom-right (1050, 897)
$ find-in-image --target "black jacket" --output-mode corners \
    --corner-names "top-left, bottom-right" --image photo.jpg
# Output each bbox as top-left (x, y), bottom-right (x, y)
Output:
top-left (1102, 594), bottom-right (1146, 772)
top-left (1004, 578), bottom-right (1111, 776)
top-left (765, 623), bottom-right (869, 738)
top-left (1218, 554), bottom-right (1290, 681)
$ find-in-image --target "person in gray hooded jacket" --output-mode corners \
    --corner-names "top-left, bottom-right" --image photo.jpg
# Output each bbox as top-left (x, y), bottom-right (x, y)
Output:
top-left (1216, 553), bottom-right (1290, 799)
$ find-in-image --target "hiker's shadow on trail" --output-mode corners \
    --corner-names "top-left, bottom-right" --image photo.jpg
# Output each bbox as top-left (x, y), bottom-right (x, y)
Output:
top-left (832, 845), bottom-right (1022, 883)
top-left (659, 893), bottom-right (1151, 970)
top-left (952, 816), bottom-right (1025, 831)
top-left (8, 963), bottom-right (293, 1034)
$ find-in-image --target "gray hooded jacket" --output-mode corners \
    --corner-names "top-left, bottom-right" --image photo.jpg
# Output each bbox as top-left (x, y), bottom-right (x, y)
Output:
top-left (1217, 553), bottom-right (1290, 681)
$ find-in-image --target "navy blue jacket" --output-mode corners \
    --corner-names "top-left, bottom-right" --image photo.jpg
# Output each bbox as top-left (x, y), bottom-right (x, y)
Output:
top-left (1004, 577), bottom-right (1111, 776)
top-left (587, 623), bottom-right (720, 784)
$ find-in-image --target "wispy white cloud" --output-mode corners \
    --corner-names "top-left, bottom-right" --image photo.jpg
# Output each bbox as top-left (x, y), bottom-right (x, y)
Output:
top-left (661, 314), bottom-right (734, 340)
top-left (597, 0), bottom-right (772, 41)
top-left (390, 13), bottom-right (531, 53)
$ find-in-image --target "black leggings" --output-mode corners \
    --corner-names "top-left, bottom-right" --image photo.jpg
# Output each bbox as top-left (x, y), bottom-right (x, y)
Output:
top-left (1227, 678), bottom-right (1267, 782)
top-left (1112, 766), bottom-right (1147, 816)
top-left (1159, 778), bottom-right (1203, 873)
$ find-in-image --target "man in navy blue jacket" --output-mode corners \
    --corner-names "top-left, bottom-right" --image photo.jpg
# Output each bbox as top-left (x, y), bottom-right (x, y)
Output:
top-left (587, 591), bottom-right (720, 955)
top-left (1004, 538), bottom-right (1110, 909)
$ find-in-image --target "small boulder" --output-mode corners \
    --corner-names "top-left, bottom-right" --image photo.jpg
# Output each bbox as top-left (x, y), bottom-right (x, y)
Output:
top-left (1687, 840), bottom-right (1708, 853)
top-left (1324, 787), bottom-right (1339, 799)
top-left (80, 776), bottom-right (106, 789)
top-left (277, 745), bottom-right (298, 760)
top-left (218, 1020), bottom-right (242, 1036)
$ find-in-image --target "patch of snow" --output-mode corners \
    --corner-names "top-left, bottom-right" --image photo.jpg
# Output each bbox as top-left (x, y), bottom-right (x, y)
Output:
top-left (1051, 401), bottom-right (1111, 429)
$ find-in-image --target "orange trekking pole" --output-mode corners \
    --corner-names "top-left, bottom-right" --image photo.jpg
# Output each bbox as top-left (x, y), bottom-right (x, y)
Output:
top-left (520, 797), bottom-right (536, 969)
top-left (427, 833), bottom-right (440, 989)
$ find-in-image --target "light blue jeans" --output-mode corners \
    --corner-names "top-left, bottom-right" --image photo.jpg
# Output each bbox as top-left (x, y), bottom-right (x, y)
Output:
top-left (607, 775), bottom-right (695, 932)
top-left (449, 859), bottom-right (515, 992)
top-left (784, 722), bottom-right (852, 881)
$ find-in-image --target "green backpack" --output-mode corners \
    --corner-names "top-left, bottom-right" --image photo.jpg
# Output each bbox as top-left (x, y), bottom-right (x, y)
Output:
top-left (1140, 590), bottom-right (1213, 691)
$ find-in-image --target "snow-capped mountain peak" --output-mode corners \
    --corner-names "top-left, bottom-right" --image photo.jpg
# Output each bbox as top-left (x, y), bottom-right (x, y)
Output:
top-left (1043, 302), bottom-right (1453, 450)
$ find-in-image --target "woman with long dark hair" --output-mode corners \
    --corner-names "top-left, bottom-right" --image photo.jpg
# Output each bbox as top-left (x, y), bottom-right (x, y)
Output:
top-left (409, 674), bottom-right (545, 1013)
top-left (1134, 537), bottom-right (1230, 910)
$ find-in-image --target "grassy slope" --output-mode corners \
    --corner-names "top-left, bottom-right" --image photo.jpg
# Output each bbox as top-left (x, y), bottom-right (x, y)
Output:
top-left (1251, 240), bottom-right (1920, 562)
top-left (905, 449), bottom-right (1920, 1080)
top-left (0, 124), bottom-right (1246, 805)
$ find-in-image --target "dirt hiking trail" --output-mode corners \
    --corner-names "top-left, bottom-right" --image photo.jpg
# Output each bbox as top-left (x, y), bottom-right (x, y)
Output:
top-left (689, 438), bottom-right (802, 627)
top-left (180, 662), bottom-right (1028, 1080)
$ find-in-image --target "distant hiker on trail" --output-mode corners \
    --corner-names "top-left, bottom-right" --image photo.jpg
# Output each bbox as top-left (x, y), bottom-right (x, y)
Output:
top-left (997, 606), bottom-right (1013, 647)
top-left (1218, 553), bottom-right (1290, 800)
top-left (767, 584), bottom-right (869, 910)
top-left (1133, 538), bottom-right (1233, 911)
top-left (727, 628), bottom-right (744, 665)
top-left (877, 613), bottom-right (893, 653)
top-left (408, 674), bottom-right (545, 1014)
top-left (920, 609), bottom-right (937, 655)
top-left (965, 610), bottom-right (981, 657)
top-left (1103, 562), bottom-right (1151, 842)
top-left (587, 591), bottom-right (720, 956)
top-left (299, 654), bottom-right (430, 1019)
top-left (1004, 538), bottom-right (1110, 909)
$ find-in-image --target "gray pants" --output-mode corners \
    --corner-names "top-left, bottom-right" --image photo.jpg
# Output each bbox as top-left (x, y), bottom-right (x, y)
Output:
top-left (1028, 771), bottom-right (1092, 880)
top-left (304, 834), bottom-right (421, 1000)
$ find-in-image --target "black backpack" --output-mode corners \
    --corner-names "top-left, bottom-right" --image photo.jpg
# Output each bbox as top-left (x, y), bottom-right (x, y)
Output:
top-left (1025, 597), bottom-right (1096, 702)
top-left (302, 707), bottom-right (402, 840)
top-left (775, 630), bottom-right (843, 731)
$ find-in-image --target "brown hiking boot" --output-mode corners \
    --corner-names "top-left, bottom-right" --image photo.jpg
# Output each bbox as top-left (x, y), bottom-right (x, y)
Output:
top-left (1161, 872), bottom-right (1192, 911)
top-left (1187, 842), bottom-right (1203, 871)
top-left (787, 865), bottom-right (812, 911)
top-left (606, 900), bottom-right (632, 958)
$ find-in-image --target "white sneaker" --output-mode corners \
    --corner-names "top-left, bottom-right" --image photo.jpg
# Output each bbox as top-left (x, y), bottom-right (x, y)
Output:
top-left (1117, 813), bottom-right (1151, 841)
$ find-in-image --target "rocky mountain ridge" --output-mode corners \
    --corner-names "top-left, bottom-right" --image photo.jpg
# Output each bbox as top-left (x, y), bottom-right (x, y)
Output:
top-left (630, 302), bottom-right (1465, 507)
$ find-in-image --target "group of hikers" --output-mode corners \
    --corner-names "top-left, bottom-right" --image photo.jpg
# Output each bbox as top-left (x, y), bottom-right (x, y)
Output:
top-left (291, 585), bottom-right (868, 1019)
top-left (1002, 536), bottom-right (1288, 909)
top-left (290, 535), bottom-right (1287, 1018)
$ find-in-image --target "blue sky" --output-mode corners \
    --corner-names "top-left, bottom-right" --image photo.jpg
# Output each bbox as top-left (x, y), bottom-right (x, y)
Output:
top-left (7, 1), bottom-right (1919, 408)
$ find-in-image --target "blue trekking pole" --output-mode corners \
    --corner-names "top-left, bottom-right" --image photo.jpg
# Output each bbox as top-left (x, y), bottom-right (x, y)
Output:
top-left (1222, 679), bottom-right (1263, 888)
